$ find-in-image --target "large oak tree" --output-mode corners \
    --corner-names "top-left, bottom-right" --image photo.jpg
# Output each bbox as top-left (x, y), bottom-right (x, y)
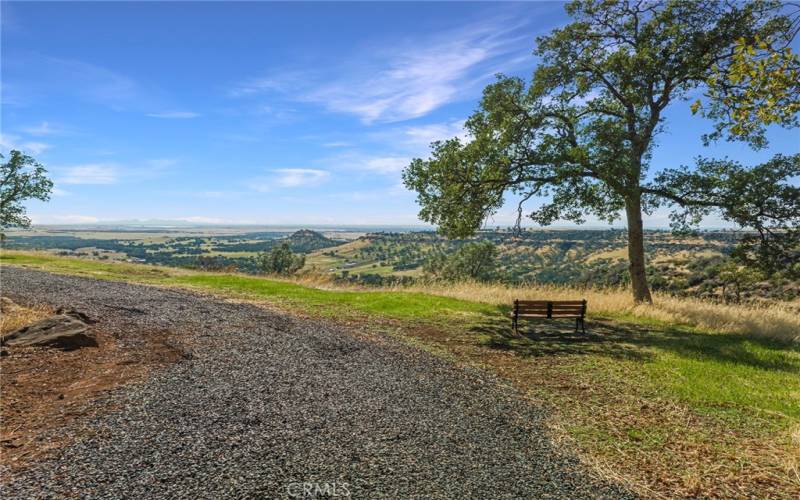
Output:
top-left (1, 150), bottom-right (53, 237)
top-left (404, 0), bottom-right (799, 303)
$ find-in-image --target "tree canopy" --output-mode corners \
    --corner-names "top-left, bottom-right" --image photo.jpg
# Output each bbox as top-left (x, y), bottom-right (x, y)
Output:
top-left (404, 0), bottom-right (799, 302)
top-left (1, 150), bottom-right (53, 235)
top-left (257, 242), bottom-right (305, 275)
top-left (424, 241), bottom-right (497, 282)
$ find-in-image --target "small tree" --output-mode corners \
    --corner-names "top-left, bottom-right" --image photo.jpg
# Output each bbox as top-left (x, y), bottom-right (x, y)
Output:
top-left (717, 261), bottom-right (764, 304)
top-left (404, 0), bottom-right (799, 303)
top-left (1, 150), bottom-right (53, 236)
top-left (257, 242), bottom-right (305, 275)
top-left (425, 241), bottom-right (497, 282)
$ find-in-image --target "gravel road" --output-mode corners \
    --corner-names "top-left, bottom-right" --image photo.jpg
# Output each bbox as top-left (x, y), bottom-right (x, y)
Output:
top-left (1, 267), bottom-right (632, 499)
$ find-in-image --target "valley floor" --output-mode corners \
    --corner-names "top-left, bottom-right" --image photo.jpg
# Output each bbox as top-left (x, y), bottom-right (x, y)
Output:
top-left (0, 267), bottom-right (628, 498)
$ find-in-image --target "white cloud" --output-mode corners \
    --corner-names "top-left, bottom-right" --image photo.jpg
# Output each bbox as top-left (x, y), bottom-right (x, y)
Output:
top-left (192, 191), bottom-right (238, 199)
top-left (47, 57), bottom-right (146, 110)
top-left (146, 158), bottom-right (179, 169)
top-left (363, 157), bottom-right (411, 174)
top-left (401, 120), bottom-right (469, 148)
top-left (0, 133), bottom-right (52, 155)
top-left (21, 121), bottom-right (60, 136)
top-left (328, 183), bottom-right (412, 202)
top-left (146, 111), bottom-right (200, 119)
top-left (31, 214), bottom-right (100, 224)
top-left (175, 216), bottom-right (226, 224)
top-left (306, 22), bottom-right (528, 123)
top-left (319, 150), bottom-right (412, 176)
top-left (275, 168), bottom-right (329, 187)
top-left (229, 70), bottom-right (308, 97)
top-left (250, 168), bottom-right (330, 191)
top-left (233, 18), bottom-right (532, 123)
top-left (322, 141), bottom-right (351, 148)
top-left (60, 164), bottom-right (118, 185)
top-left (52, 157), bottom-right (175, 186)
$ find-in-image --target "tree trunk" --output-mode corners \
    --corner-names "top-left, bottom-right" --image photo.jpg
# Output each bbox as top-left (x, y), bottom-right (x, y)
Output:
top-left (625, 194), bottom-right (653, 303)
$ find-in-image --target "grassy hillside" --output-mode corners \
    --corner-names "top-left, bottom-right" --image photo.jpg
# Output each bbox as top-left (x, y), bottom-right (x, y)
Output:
top-left (2, 250), bottom-right (798, 496)
top-left (9, 227), bottom-right (798, 302)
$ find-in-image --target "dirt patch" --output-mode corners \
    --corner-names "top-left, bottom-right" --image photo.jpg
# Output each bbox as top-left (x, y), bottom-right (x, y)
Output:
top-left (0, 299), bottom-right (185, 470)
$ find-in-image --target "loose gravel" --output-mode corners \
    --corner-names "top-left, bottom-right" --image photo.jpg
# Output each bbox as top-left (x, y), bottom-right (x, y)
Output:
top-left (0, 267), bottom-right (632, 499)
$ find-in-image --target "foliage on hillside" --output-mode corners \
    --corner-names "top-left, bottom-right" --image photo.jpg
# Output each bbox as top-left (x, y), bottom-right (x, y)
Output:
top-left (257, 242), bottom-right (305, 275)
top-left (3, 228), bottom-right (798, 302)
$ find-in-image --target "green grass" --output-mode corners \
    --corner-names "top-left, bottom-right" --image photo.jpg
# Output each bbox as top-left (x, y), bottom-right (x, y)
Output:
top-left (644, 335), bottom-right (800, 420)
top-left (3, 250), bottom-right (796, 418)
top-left (2, 250), bottom-right (798, 494)
top-left (169, 273), bottom-right (494, 320)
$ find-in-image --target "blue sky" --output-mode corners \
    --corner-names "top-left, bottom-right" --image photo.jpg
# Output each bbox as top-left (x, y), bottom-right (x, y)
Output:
top-left (2, 1), bottom-right (798, 228)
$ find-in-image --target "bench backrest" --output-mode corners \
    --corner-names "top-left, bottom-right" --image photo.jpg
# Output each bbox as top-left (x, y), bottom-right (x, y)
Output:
top-left (513, 299), bottom-right (586, 318)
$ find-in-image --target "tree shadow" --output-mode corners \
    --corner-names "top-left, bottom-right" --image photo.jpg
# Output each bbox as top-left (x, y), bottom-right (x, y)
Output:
top-left (470, 309), bottom-right (799, 373)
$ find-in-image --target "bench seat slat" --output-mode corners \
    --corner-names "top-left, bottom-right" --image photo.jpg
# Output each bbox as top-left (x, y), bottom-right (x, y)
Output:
top-left (517, 305), bottom-right (585, 310)
top-left (517, 300), bottom-right (585, 306)
top-left (518, 312), bottom-right (583, 317)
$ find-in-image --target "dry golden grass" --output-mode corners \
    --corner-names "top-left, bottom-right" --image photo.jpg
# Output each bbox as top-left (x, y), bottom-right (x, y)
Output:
top-left (788, 424), bottom-right (800, 485)
top-left (278, 270), bottom-right (800, 342)
top-left (402, 281), bottom-right (800, 342)
top-left (0, 297), bottom-right (51, 335)
top-left (268, 270), bottom-right (800, 342)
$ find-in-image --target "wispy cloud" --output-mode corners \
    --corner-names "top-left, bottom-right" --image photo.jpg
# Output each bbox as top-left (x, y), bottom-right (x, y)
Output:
top-left (60, 164), bottom-right (118, 185)
top-left (30, 214), bottom-right (100, 224)
top-left (229, 71), bottom-right (306, 97)
top-left (307, 21), bottom-right (529, 123)
top-left (192, 191), bottom-right (241, 199)
top-left (146, 111), bottom-right (200, 119)
top-left (328, 183), bottom-right (412, 202)
top-left (362, 157), bottom-right (411, 174)
top-left (54, 157), bottom-right (178, 186)
top-left (175, 216), bottom-right (226, 224)
top-left (250, 168), bottom-right (330, 191)
top-left (145, 158), bottom-right (179, 170)
top-left (232, 18), bottom-right (532, 123)
top-left (275, 168), bottom-right (329, 187)
top-left (0, 133), bottom-right (52, 155)
top-left (48, 57), bottom-right (147, 110)
top-left (5, 55), bottom-right (162, 111)
top-left (21, 121), bottom-right (66, 136)
top-left (316, 150), bottom-right (414, 178)
top-left (400, 120), bottom-right (469, 148)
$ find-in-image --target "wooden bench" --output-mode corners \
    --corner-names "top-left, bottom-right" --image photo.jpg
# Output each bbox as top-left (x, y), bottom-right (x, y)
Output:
top-left (511, 299), bottom-right (587, 335)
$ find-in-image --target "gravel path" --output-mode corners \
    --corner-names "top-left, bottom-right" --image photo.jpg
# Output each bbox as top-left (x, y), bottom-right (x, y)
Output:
top-left (1, 267), bottom-right (632, 499)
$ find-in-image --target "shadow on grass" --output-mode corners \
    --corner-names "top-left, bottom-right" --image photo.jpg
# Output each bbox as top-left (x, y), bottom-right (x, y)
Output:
top-left (470, 312), bottom-right (799, 373)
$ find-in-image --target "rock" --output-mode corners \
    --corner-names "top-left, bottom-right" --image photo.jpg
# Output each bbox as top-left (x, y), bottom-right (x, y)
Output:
top-left (56, 308), bottom-right (97, 324)
top-left (2, 312), bottom-right (98, 350)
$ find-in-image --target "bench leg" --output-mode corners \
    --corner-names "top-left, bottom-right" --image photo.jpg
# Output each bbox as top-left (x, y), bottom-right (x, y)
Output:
top-left (512, 317), bottom-right (518, 336)
top-left (574, 318), bottom-right (579, 334)
top-left (580, 318), bottom-right (586, 335)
